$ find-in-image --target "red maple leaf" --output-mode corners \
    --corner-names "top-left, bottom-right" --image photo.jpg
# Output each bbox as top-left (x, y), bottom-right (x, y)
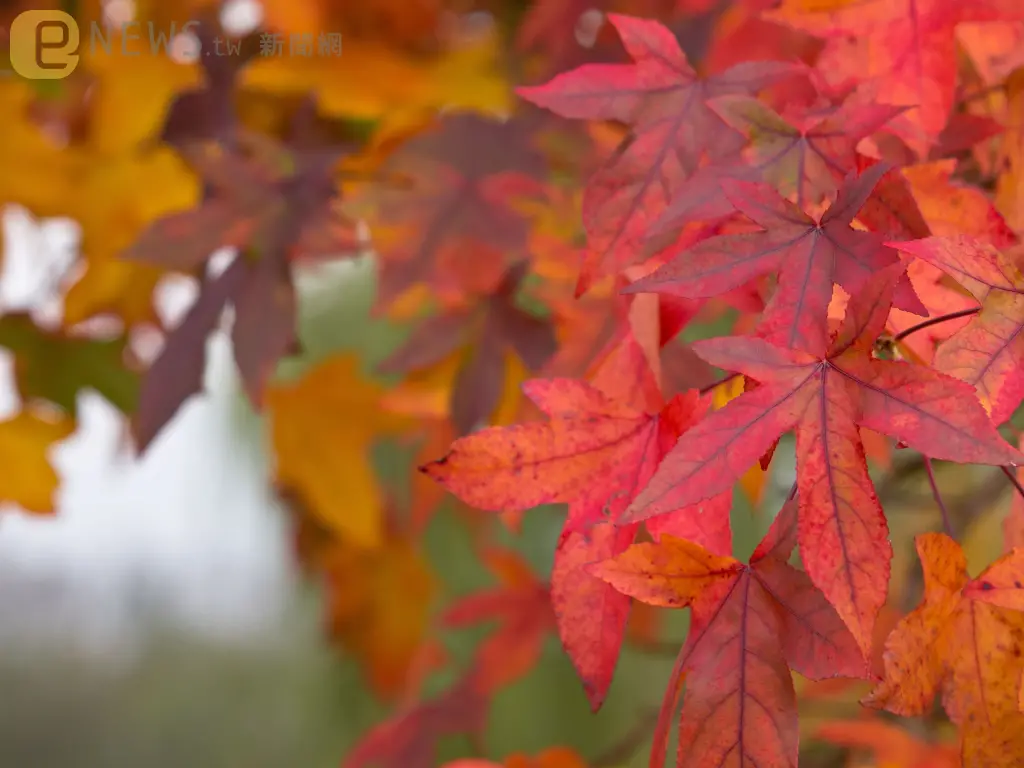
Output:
top-left (442, 548), bottom-right (556, 696)
top-left (707, 95), bottom-right (905, 207)
top-left (888, 235), bottom-right (1024, 427)
top-left (517, 13), bottom-right (798, 295)
top-left (851, 155), bottom-right (932, 241)
top-left (423, 332), bottom-right (731, 709)
top-left (123, 126), bottom-right (356, 452)
top-left (768, 0), bottom-right (1024, 143)
top-left (626, 163), bottom-right (927, 357)
top-left (342, 671), bottom-right (488, 768)
top-left (361, 113), bottom-right (548, 309)
top-left (620, 263), bottom-right (1023, 653)
top-left (591, 497), bottom-right (869, 768)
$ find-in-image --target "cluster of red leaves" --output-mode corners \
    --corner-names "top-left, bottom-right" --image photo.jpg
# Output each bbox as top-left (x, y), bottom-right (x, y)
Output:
top-left (387, 4), bottom-right (1024, 768)
top-left (10, 0), bottom-right (1024, 766)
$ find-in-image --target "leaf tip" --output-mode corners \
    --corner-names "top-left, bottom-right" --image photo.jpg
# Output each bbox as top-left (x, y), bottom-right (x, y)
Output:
top-left (418, 455), bottom-right (449, 476)
top-left (573, 272), bottom-right (593, 299)
top-left (583, 681), bottom-right (607, 713)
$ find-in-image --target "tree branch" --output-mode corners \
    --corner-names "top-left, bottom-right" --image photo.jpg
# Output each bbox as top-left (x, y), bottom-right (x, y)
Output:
top-left (924, 457), bottom-right (954, 537)
top-left (1002, 465), bottom-right (1024, 503)
top-left (892, 307), bottom-right (980, 342)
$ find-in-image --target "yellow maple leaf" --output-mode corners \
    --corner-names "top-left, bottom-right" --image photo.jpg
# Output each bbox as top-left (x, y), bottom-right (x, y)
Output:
top-left (72, 39), bottom-right (202, 326)
top-left (266, 354), bottom-right (409, 549)
top-left (1, 34), bottom-right (202, 328)
top-left (240, 32), bottom-right (511, 130)
top-left (63, 147), bottom-right (200, 327)
top-left (79, 43), bottom-right (200, 157)
top-left (0, 408), bottom-right (76, 514)
top-left (0, 81), bottom-right (84, 217)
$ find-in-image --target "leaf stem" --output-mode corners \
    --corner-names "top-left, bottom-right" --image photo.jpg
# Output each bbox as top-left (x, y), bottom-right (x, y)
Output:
top-left (892, 307), bottom-right (980, 342)
top-left (1002, 465), bottom-right (1024, 502)
top-left (957, 82), bottom-right (1006, 105)
top-left (924, 457), bottom-right (954, 537)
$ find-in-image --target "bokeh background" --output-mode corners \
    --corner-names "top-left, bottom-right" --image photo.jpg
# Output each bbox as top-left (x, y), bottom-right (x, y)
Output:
top-left (0, 0), bottom-right (1022, 766)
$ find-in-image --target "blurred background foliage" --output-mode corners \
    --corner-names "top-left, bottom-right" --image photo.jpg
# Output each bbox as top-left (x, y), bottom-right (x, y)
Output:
top-left (0, 0), bottom-right (1021, 765)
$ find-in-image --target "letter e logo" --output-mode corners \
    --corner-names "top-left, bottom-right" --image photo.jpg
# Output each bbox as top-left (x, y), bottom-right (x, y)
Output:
top-left (9, 10), bottom-right (80, 80)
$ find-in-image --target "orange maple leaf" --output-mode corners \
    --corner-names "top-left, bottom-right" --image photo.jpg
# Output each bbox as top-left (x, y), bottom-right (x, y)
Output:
top-left (865, 533), bottom-right (1024, 767)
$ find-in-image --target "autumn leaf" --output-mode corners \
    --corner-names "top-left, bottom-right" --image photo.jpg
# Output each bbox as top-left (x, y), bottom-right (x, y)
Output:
top-left (888, 235), bottom-right (1024, 426)
top-left (887, 259), bottom-right (976, 365)
top-left (591, 498), bottom-right (868, 768)
top-left (901, 161), bottom-right (1019, 249)
top-left (355, 113), bottom-right (547, 309)
top-left (0, 408), bottom-right (76, 514)
top-left (342, 671), bottom-right (489, 768)
top-left (622, 263), bottom-right (1023, 653)
top-left (62, 146), bottom-right (202, 328)
top-left (17, 0), bottom-right (1024, 762)
top-left (43, 43), bottom-right (205, 328)
top-left (382, 345), bottom-right (531, 426)
top-left (627, 163), bottom-right (927, 359)
top-left (379, 261), bottom-right (557, 435)
top-left (518, 13), bottom-right (797, 295)
top-left (963, 545), bottom-right (1024, 611)
top-left (319, 526), bottom-right (437, 700)
top-left (852, 156), bottom-right (932, 242)
top-left (707, 94), bottom-right (904, 207)
top-left (0, 80), bottom-right (83, 217)
top-left (997, 68), bottom-right (1024, 234)
top-left (78, 37), bottom-right (202, 156)
top-left (266, 354), bottom-right (409, 550)
top-left (422, 331), bottom-right (724, 523)
top-left (124, 125), bottom-right (357, 450)
top-left (865, 533), bottom-right (1024, 767)
top-left (240, 23), bottom-right (512, 129)
top-left (548, 521), bottom-right (635, 713)
top-left (769, 0), bottom-right (1024, 143)
top-left (443, 548), bottom-right (555, 695)
top-left (424, 332), bottom-right (731, 708)
top-left (813, 717), bottom-right (959, 767)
